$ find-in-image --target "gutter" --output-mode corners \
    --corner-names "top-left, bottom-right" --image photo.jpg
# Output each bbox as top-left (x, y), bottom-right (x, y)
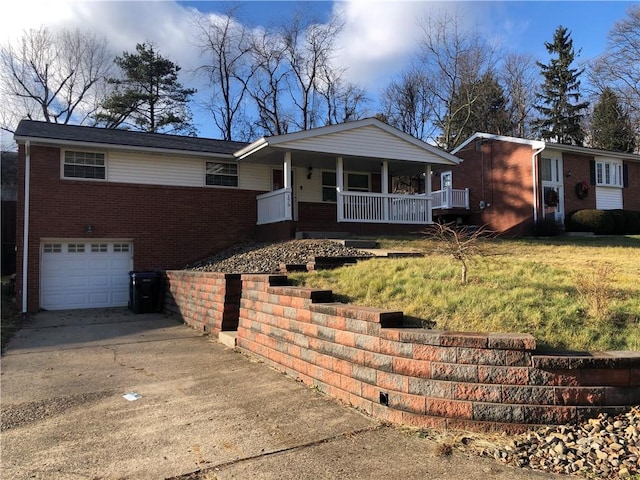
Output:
top-left (22, 140), bottom-right (30, 313)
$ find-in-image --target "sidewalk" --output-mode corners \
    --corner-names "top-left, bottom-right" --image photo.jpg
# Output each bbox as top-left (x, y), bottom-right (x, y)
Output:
top-left (1, 308), bottom-right (559, 480)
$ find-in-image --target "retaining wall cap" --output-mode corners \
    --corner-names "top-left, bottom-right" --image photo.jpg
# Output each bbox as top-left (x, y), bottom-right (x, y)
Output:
top-left (165, 270), bottom-right (241, 280)
top-left (267, 286), bottom-right (333, 301)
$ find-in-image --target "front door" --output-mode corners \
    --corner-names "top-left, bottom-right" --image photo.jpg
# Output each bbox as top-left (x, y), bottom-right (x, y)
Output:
top-left (540, 157), bottom-right (564, 223)
top-left (273, 168), bottom-right (298, 221)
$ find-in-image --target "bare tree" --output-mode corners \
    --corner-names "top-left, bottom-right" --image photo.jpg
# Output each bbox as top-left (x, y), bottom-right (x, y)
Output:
top-left (317, 63), bottom-right (368, 125)
top-left (415, 10), bottom-right (495, 150)
top-left (500, 53), bottom-right (539, 138)
top-left (247, 29), bottom-right (290, 136)
top-left (380, 67), bottom-right (436, 141)
top-left (588, 5), bottom-right (640, 147)
top-left (0, 26), bottom-right (112, 132)
top-left (192, 8), bottom-right (256, 141)
top-left (281, 11), bottom-right (344, 131)
top-left (423, 223), bottom-right (494, 284)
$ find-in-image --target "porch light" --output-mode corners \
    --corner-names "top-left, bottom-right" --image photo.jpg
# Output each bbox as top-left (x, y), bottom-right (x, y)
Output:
top-left (86, 223), bottom-right (94, 234)
top-left (307, 166), bottom-right (313, 179)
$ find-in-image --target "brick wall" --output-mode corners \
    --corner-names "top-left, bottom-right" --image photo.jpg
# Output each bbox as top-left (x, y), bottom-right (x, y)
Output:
top-left (623, 160), bottom-right (640, 210)
top-left (165, 271), bottom-right (241, 335)
top-left (16, 144), bottom-right (261, 311)
top-left (166, 272), bottom-right (639, 432)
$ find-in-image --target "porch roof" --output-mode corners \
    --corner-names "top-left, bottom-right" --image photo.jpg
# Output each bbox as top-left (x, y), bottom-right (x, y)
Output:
top-left (234, 118), bottom-right (461, 167)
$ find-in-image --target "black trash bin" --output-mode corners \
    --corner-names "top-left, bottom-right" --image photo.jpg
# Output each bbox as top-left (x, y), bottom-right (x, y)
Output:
top-left (129, 271), bottom-right (164, 314)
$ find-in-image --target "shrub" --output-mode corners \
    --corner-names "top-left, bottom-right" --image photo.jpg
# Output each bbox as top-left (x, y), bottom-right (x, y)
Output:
top-left (610, 210), bottom-right (627, 235)
top-left (535, 217), bottom-right (562, 236)
top-left (568, 209), bottom-right (615, 235)
top-left (622, 210), bottom-right (640, 234)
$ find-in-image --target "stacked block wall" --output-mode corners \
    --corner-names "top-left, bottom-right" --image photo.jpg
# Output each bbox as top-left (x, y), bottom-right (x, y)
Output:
top-left (165, 271), bottom-right (241, 335)
top-left (167, 272), bottom-right (639, 431)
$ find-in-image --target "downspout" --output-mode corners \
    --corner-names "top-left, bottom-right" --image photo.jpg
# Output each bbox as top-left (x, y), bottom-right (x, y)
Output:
top-left (22, 140), bottom-right (31, 313)
top-left (531, 143), bottom-right (545, 225)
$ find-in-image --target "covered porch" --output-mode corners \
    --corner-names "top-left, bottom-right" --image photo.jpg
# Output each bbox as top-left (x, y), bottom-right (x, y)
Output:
top-left (234, 118), bottom-right (468, 236)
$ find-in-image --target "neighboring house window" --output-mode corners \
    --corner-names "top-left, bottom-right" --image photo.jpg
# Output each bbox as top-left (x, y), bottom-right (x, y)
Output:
top-left (63, 151), bottom-right (106, 180)
top-left (595, 160), bottom-right (623, 187)
top-left (205, 161), bottom-right (238, 187)
top-left (322, 171), bottom-right (337, 202)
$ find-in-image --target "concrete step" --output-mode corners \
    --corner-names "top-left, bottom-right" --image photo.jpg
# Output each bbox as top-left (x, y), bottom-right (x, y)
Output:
top-left (330, 239), bottom-right (379, 249)
top-left (218, 331), bottom-right (237, 348)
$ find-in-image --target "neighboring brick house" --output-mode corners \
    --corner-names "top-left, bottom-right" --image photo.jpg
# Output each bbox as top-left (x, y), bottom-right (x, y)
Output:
top-left (14, 118), bottom-right (461, 312)
top-left (442, 133), bottom-right (640, 236)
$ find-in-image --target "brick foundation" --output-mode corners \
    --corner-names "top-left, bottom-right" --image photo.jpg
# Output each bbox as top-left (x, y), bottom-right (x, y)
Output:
top-left (165, 272), bottom-right (640, 431)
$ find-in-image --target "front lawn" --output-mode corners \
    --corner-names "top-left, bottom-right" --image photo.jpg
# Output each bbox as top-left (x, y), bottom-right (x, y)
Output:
top-left (290, 236), bottom-right (640, 352)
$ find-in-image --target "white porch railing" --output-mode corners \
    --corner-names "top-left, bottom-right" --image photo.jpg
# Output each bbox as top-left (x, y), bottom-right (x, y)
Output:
top-left (338, 191), bottom-right (432, 224)
top-left (432, 187), bottom-right (470, 209)
top-left (256, 188), bottom-right (292, 225)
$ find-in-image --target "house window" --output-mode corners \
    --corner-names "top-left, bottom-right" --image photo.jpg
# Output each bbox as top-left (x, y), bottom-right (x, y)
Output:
top-left (63, 151), bottom-right (106, 180)
top-left (347, 173), bottom-right (370, 192)
top-left (43, 244), bottom-right (62, 253)
top-left (67, 243), bottom-right (85, 253)
top-left (596, 160), bottom-right (623, 187)
top-left (322, 171), bottom-right (337, 202)
top-left (205, 161), bottom-right (238, 187)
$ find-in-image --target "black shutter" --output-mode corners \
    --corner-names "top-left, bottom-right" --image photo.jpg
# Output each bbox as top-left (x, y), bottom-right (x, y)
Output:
top-left (623, 163), bottom-right (629, 188)
top-left (589, 160), bottom-right (596, 185)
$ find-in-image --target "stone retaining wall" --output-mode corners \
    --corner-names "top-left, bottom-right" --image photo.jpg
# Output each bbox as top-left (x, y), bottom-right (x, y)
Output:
top-left (165, 271), bottom-right (639, 432)
top-left (165, 271), bottom-right (241, 335)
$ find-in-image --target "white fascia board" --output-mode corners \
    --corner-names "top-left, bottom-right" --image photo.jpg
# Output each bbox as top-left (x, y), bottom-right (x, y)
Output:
top-left (545, 143), bottom-right (640, 162)
top-left (234, 138), bottom-right (269, 159)
top-left (452, 133), bottom-right (545, 154)
top-left (13, 136), bottom-right (235, 160)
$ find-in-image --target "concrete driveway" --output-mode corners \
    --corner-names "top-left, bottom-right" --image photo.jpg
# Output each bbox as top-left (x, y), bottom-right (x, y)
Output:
top-left (1, 308), bottom-right (559, 480)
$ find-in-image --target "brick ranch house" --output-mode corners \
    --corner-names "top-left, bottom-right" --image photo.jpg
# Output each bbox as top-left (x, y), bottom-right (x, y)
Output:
top-left (436, 133), bottom-right (640, 236)
top-left (14, 118), bottom-right (463, 313)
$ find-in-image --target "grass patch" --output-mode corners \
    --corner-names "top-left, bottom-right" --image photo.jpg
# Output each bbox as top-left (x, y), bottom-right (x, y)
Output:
top-left (291, 236), bottom-right (640, 352)
top-left (1, 276), bottom-right (25, 353)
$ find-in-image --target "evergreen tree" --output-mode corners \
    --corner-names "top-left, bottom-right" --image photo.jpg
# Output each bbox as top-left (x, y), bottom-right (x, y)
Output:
top-left (591, 87), bottom-right (636, 153)
top-left (533, 26), bottom-right (589, 145)
top-left (95, 43), bottom-right (196, 134)
top-left (445, 71), bottom-right (511, 146)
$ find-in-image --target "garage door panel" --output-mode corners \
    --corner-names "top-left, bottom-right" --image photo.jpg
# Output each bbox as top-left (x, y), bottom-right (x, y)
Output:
top-left (41, 241), bottom-right (132, 310)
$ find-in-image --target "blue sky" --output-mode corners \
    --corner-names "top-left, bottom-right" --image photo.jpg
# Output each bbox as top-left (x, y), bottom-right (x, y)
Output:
top-left (0, 0), bottom-right (636, 143)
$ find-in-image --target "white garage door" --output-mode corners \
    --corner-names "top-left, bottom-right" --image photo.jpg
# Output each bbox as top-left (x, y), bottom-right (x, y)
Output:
top-left (40, 241), bottom-right (133, 310)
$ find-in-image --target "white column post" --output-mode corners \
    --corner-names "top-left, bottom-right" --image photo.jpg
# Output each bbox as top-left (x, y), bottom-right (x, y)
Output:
top-left (382, 160), bottom-right (389, 221)
top-left (425, 165), bottom-right (432, 223)
top-left (284, 151), bottom-right (292, 220)
top-left (337, 156), bottom-right (344, 222)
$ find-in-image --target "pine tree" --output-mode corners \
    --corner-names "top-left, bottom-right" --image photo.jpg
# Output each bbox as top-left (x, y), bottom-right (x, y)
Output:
top-left (534, 26), bottom-right (589, 145)
top-left (95, 43), bottom-right (196, 134)
top-left (591, 87), bottom-right (636, 153)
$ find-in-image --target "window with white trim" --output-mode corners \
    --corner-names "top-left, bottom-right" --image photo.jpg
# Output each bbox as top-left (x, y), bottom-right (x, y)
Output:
top-left (63, 151), bottom-right (106, 180)
top-left (113, 244), bottom-right (130, 252)
top-left (322, 171), bottom-right (337, 202)
top-left (43, 243), bottom-right (62, 253)
top-left (347, 173), bottom-right (370, 192)
top-left (91, 244), bottom-right (108, 253)
top-left (67, 243), bottom-right (85, 253)
top-left (596, 160), bottom-right (623, 187)
top-left (205, 161), bottom-right (238, 187)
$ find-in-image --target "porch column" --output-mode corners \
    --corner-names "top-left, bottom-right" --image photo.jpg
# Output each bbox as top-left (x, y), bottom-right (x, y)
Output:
top-left (284, 151), bottom-right (292, 220)
top-left (337, 156), bottom-right (344, 222)
top-left (381, 160), bottom-right (389, 221)
top-left (425, 165), bottom-right (432, 223)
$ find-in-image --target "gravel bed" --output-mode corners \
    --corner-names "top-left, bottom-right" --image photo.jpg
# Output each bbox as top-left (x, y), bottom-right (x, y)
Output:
top-left (187, 240), bottom-right (374, 273)
top-left (488, 407), bottom-right (640, 478)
